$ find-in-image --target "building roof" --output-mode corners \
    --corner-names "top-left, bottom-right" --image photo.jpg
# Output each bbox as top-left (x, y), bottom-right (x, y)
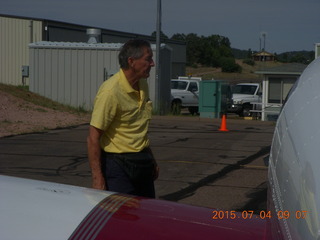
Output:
top-left (0, 13), bottom-right (185, 46)
top-left (29, 41), bottom-right (123, 50)
top-left (255, 63), bottom-right (307, 75)
top-left (29, 41), bottom-right (172, 51)
top-left (29, 41), bottom-right (168, 51)
top-left (253, 51), bottom-right (274, 57)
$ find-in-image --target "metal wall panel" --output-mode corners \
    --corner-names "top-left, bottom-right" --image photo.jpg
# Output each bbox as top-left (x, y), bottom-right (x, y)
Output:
top-left (30, 43), bottom-right (124, 110)
top-left (29, 42), bottom-right (172, 112)
top-left (1, 15), bottom-right (185, 88)
top-left (0, 16), bottom-right (42, 85)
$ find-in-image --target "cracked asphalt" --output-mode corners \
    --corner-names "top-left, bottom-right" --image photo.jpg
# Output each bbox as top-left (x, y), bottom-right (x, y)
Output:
top-left (0, 115), bottom-right (275, 212)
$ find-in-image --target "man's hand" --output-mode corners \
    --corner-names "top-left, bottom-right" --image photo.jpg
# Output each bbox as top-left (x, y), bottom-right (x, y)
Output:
top-left (92, 174), bottom-right (107, 190)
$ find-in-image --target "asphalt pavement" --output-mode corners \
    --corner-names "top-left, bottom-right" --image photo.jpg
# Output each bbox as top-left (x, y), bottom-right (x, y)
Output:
top-left (0, 115), bottom-right (275, 212)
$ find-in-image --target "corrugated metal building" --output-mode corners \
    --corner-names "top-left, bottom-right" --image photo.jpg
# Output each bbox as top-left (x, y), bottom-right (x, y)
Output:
top-left (0, 16), bottom-right (42, 85)
top-left (0, 14), bottom-right (186, 86)
top-left (29, 42), bottom-right (172, 112)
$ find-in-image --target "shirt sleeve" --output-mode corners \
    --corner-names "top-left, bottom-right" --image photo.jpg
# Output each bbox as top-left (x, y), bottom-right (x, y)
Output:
top-left (90, 88), bottom-right (117, 131)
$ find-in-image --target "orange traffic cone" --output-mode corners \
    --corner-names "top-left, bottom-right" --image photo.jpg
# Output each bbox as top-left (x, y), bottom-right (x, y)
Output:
top-left (218, 114), bottom-right (229, 132)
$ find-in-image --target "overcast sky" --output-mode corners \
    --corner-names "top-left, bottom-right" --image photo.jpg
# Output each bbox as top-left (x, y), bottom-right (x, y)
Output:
top-left (1, 0), bottom-right (319, 53)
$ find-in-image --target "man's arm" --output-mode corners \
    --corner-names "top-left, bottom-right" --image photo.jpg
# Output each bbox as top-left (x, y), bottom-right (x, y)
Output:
top-left (87, 125), bottom-right (106, 190)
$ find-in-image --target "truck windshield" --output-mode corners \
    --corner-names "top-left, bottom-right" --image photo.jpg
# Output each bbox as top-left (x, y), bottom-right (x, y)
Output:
top-left (233, 85), bottom-right (257, 95)
top-left (171, 81), bottom-right (188, 90)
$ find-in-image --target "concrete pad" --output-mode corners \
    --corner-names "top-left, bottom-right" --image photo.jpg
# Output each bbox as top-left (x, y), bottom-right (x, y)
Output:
top-left (178, 185), bottom-right (250, 210)
top-left (0, 116), bottom-right (275, 212)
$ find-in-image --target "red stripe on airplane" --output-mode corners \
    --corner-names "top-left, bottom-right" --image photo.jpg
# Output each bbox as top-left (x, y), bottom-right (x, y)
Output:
top-left (69, 194), bottom-right (132, 240)
top-left (93, 197), bottom-right (266, 240)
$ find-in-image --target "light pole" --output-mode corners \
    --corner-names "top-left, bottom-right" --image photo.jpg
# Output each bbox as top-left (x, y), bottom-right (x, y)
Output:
top-left (155, 0), bottom-right (161, 114)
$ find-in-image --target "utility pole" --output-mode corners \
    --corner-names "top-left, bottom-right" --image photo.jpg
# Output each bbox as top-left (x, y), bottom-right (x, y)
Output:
top-left (155, 0), bottom-right (161, 114)
top-left (261, 32), bottom-right (267, 51)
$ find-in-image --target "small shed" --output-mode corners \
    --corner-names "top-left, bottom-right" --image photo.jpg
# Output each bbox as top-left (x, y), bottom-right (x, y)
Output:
top-left (255, 63), bottom-right (307, 121)
top-left (29, 41), bottom-right (172, 113)
top-left (252, 51), bottom-right (275, 62)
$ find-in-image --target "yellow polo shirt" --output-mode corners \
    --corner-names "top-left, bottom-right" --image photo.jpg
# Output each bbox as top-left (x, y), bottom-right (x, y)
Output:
top-left (90, 69), bottom-right (152, 153)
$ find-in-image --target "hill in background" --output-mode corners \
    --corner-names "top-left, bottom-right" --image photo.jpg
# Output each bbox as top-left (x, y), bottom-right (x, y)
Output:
top-left (186, 60), bottom-right (285, 85)
top-left (186, 48), bottom-right (314, 85)
top-left (232, 48), bottom-right (315, 63)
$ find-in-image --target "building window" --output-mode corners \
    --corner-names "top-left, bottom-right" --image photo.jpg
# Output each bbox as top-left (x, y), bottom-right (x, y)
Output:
top-left (268, 77), bottom-right (297, 104)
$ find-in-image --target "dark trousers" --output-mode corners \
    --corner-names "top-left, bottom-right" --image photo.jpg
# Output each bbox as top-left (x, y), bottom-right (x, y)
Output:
top-left (101, 149), bottom-right (155, 198)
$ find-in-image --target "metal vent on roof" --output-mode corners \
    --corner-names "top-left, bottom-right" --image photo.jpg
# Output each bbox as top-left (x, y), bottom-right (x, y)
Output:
top-left (86, 28), bottom-right (101, 44)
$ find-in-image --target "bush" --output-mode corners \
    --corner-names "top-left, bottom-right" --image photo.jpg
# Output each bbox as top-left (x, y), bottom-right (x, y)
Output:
top-left (242, 58), bottom-right (255, 66)
top-left (221, 57), bottom-right (242, 73)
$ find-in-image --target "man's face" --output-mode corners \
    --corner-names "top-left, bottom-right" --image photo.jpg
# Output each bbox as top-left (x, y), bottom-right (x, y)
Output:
top-left (131, 47), bottom-right (155, 79)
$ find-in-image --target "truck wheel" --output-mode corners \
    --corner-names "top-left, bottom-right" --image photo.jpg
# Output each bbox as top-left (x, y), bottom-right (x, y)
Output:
top-left (188, 107), bottom-right (199, 115)
top-left (242, 105), bottom-right (252, 117)
top-left (171, 100), bottom-right (182, 115)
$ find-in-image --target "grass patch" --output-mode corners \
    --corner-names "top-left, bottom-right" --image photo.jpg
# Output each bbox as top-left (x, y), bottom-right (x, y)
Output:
top-left (1, 119), bottom-right (12, 124)
top-left (0, 83), bottom-right (89, 114)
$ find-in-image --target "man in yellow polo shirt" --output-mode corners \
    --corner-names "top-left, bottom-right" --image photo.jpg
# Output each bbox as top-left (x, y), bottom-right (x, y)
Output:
top-left (87, 39), bottom-right (159, 198)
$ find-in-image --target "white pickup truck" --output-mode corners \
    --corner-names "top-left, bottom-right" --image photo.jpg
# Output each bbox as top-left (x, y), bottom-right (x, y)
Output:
top-left (171, 77), bottom-right (201, 115)
top-left (228, 83), bottom-right (262, 117)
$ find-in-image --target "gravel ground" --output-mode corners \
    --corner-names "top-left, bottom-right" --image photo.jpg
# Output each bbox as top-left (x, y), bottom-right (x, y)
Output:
top-left (0, 90), bottom-right (90, 138)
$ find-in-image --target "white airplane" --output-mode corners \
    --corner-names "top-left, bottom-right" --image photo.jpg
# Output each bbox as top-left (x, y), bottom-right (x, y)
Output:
top-left (1, 56), bottom-right (320, 239)
top-left (266, 56), bottom-right (320, 240)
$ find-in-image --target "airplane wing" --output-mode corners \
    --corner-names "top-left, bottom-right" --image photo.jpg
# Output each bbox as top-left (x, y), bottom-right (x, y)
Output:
top-left (0, 175), bottom-right (265, 240)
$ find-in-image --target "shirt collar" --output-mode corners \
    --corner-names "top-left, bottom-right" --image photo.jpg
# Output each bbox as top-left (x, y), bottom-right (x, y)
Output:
top-left (119, 69), bottom-right (135, 93)
top-left (120, 69), bottom-right (146, 95)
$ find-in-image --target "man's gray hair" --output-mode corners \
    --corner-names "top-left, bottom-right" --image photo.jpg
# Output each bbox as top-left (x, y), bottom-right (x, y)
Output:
top-left (119, 39), bottom-right (151, 69)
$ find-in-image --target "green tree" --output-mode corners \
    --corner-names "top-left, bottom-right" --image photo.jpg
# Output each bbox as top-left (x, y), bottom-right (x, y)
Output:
top-left (289, 53), bottom-right (308, 64)
top-left (197, 34), bottom-right (233, 67)
top-left (169, 32), bottom-right (236, 68)
top-left (185, 33), bottom-right (202, 66)
top-left (247, 48), bottom-right (253, 59)
top-left (171, 33), bottom-right (186, 41)
top-left (151, 31), bottom-right (169, 40)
